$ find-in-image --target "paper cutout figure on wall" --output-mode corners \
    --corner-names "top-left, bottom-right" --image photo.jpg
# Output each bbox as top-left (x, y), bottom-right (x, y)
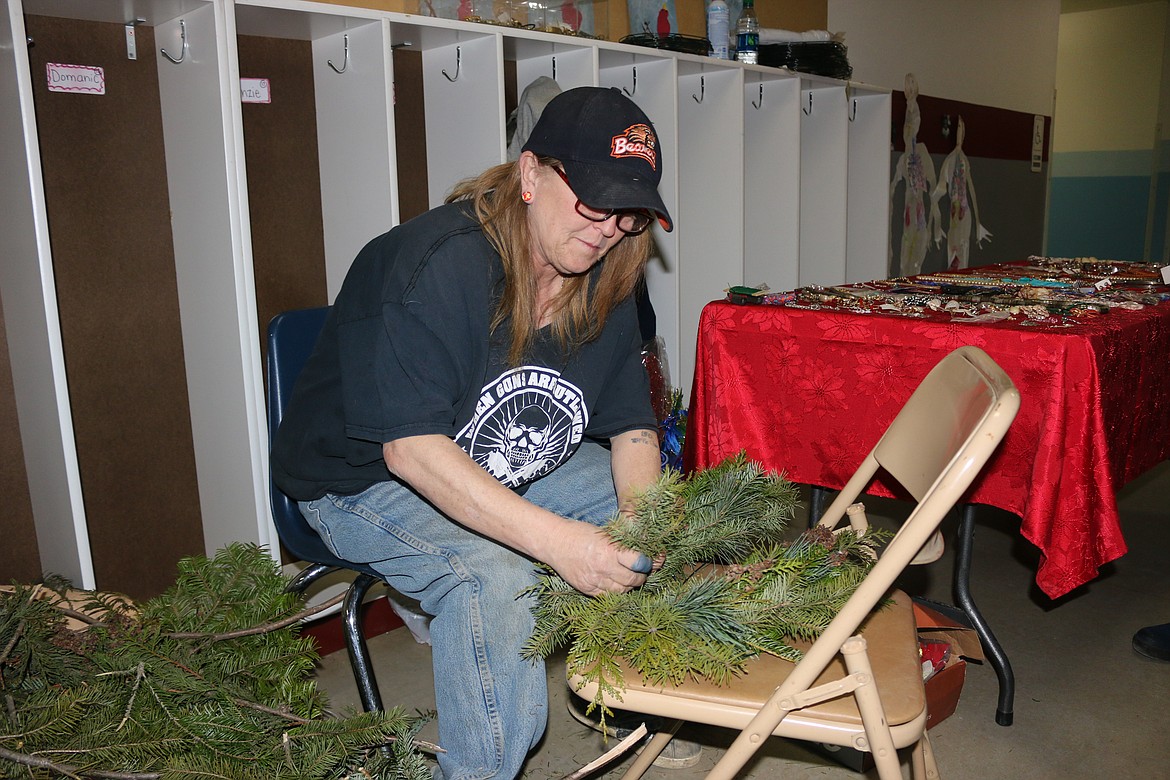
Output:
top-left (932, 116), bottom-right (991, 270)
top-left (889, 74), bottom-right (940, 277)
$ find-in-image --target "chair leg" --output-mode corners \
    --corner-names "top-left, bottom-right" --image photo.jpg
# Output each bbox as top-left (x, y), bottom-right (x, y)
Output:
top-left (910, 730), bottom-right (940, 780)
top-left (286, 562), bottom-right (337, 595)
top-left (619, 719), bottom-right (683, 780)
top-left (344, 573), bottom-right (384, 713)
top-left (841, 637), bottom-right (901, 780)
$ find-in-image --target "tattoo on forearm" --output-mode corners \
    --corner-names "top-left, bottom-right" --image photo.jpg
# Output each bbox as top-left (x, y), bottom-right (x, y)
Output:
top-left (629, 430), bottom-right (657, 447)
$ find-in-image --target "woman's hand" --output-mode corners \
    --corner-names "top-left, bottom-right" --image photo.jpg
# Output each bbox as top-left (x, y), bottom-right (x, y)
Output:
top-left (542, 519), bottom-right (649, 596)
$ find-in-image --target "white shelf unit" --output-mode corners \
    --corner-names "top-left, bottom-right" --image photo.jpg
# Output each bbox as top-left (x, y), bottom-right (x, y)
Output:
top-left (234, 1), bottom-right (397, 299)
top-left (1, 0), bottom-right (92, 586)
top-left (798, 76), bottom-right (849, 288)
top-left (504, 28), bottom-right (597, 95)
top-left (393, 21), bottom-right (505, 208)
top-left (156, 1), bottom-right (276, 572)
top-left (674, 56), bottom-right (743, 400)
top-left (2, 0), bottom-right (275, 587)
top-left (1, 0), bottom-right (891, 586)
top-left (595, 46), bottom-right (682, 382)
top-left (845, 85), bottom-right (893, 284)
top-left (743, 68), bottom-right (802, 294)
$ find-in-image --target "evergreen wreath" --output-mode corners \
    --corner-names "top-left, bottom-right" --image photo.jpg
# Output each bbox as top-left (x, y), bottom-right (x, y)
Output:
top-left (522, 454), bottom-right (888, 722)
top-left (0, 544), bottom-right (433, 780)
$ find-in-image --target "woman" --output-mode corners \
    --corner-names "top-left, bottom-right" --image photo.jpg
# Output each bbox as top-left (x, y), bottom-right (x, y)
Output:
top-left (271, 86), bottom-right (672, 779)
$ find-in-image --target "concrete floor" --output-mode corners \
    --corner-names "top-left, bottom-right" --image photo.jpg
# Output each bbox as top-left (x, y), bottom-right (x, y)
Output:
top-left (313, 461), bottom-right (1170, 779)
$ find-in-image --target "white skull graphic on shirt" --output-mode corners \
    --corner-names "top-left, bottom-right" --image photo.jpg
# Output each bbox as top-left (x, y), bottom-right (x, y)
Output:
top-left (456, 366), bottom-right (586, 488)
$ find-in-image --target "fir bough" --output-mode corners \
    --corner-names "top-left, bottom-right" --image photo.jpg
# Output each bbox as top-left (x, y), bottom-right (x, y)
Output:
top-left (522, 454), bottom-right (887, 720)
top-left (0, 544), bottom-right (432, 780)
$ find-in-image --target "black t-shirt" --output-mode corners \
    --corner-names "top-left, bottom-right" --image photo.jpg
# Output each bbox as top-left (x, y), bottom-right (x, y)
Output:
top-left (271, 202), bottom-right (655, 501)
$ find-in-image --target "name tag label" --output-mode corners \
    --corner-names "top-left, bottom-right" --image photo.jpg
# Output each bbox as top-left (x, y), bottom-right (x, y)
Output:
top-left (46, 63), bottom-right (105, 95)
top-left (241, 78), bottom-right (271, 104)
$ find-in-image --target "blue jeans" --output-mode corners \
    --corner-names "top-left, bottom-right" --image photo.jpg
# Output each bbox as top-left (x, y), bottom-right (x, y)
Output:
top-left (300, 441), bottom-right (618, 780)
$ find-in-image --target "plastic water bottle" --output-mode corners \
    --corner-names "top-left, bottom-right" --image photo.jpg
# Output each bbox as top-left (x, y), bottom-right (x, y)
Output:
top-left (735, 0), bottom-right (759, 64)
top-left (706, 0), bottom-right (731, 60)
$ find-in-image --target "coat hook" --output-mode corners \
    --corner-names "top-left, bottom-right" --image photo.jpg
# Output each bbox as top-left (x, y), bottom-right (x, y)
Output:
top-left (692, 75), bottom-right (704, 104)
top-left (802, 91), bottom-right (812, 115)
top-left (752, 82), bottom-right (763, 110)
top-left (623, 66), bottom-right (637, 96)
top-left (551, 55), bottom-right (556, 81)
top-left (849, 99), bottom-right (858, 121)
top-left (443, 45), bottom-right (461, 82)
top-left (160, 19), bottom-right (187, 64)
top-left (328, 34), bottom-right (349, 74)
top-left (161, 19), bottom-right (187, 64)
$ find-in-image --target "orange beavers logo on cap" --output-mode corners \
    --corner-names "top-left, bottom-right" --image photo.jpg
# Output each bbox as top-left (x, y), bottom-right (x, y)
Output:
top-left (610, 124), bottom-right (657, 171)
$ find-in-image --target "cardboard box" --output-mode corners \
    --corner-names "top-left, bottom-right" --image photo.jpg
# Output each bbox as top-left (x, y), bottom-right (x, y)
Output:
top-left (913, 598), bottom-right (983, 730)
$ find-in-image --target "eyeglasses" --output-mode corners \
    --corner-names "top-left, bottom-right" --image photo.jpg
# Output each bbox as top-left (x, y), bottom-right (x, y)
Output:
top-left (551, 167), bottom-right (653, 235)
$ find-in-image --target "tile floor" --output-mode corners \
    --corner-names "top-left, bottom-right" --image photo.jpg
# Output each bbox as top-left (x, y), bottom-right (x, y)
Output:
top-left (313, 461), bottom-right (1170, 779)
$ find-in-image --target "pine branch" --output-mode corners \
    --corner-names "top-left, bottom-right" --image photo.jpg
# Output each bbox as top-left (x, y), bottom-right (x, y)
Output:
top-left (526, 454), bottom-right (883, 717)
top-left (0, 621), bottom-right (22, 666)
top-left (167, 590), bottom-right (345, 641)
top-left (0, 745), bottom-right (160, 779)
top-left (1, 545), bottom-right (433, 779)
top-left (556, 723), bottom-right (646, 780)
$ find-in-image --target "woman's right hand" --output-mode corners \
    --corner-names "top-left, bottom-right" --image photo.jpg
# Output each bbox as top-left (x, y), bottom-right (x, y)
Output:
top-left (543, 519), bottom-right (648, 596)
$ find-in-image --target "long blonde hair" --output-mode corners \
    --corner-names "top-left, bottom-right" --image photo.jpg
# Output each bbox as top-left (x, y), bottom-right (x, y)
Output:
top-left (446, 156), bottom-right (652, 366)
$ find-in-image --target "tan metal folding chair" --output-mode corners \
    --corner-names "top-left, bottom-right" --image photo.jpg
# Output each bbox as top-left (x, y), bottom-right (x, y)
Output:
top-left (570, 345), bottom-right (1020, 780)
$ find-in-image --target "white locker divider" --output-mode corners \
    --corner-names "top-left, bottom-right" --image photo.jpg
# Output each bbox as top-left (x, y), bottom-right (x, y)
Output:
top-left (846, 85), bottom-right (893, 284)
top-left (674, 57), bottom-right (742, 397)
top-left (798, 77), bottom-right (849, 288)
top-left (744, 70), bottom-right (801, 294)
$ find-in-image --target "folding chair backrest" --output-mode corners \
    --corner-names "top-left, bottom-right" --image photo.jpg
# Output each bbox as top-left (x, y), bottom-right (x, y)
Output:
top-left (873, 346), bottom-right (1015, 502)
top-left (771, 346), bottom-right (1020, 707)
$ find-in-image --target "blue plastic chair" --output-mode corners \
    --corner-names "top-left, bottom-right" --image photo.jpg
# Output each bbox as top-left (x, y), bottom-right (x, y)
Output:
top-left (266, 306), bottom-right (385, 712)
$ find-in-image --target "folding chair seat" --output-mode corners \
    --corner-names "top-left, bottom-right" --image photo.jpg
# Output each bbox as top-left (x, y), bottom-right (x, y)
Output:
top-left (570, 345), bottom-right (1020, 780)
top-left (266, 306), bottom-right (386, 713)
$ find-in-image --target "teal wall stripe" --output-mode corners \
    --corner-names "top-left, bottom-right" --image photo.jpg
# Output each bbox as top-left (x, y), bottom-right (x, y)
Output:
top-left (1152, 174), bottom-right (1170, 261)
top-left (1046, 176), bottom-right (1149, 261)
top-left (1050, 149), bottom-right (1154, 178)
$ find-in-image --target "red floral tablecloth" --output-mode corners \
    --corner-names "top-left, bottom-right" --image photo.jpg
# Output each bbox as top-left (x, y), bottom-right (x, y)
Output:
top-left (683, 296), bottom-right (1170, 599)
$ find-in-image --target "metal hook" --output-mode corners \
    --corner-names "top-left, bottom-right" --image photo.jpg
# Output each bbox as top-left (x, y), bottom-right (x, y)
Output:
top-left (752, 82), bottom-right (763, 110)
top-left (623, 67), bottom-right (637, 96)
top-left (442, 45), bottom-right (461, 82)
top-left (328, 34), bottom-right (349, 74)
top-left (160, 19), bottom-right (187, 64)
top-left (802, 91), bottom-right (812, 115)
top-left (849, 98), bottom-right (857, 122)
top-left (692, 75), bottom-right (704, 104)
top-left (551, 55), bottom-right (556, 81)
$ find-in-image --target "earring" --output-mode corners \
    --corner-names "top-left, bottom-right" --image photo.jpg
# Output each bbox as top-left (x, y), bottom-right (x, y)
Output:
top-left (521, 191), bottom-right (534, 203)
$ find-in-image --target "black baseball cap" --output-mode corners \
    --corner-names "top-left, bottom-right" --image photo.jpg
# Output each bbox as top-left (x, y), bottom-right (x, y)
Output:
top-left (522, 86), bottom-right (673, 232)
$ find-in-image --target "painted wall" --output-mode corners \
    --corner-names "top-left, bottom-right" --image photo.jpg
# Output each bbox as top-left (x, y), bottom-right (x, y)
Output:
top-left (828, 0), bottom-right (1060, 116)
top-left (1154, 6), bottom-right (1170, 261)
top-left (829, 0), bottom-right (1060, 272)
top-left (1049, 2), bottom-right (1169, 261)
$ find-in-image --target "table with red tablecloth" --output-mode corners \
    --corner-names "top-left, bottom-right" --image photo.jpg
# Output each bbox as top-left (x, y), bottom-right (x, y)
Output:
top-left (684, 293), bottom-right (1170, 599)
top-left (683, 269), bottom-right (1170, 724)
